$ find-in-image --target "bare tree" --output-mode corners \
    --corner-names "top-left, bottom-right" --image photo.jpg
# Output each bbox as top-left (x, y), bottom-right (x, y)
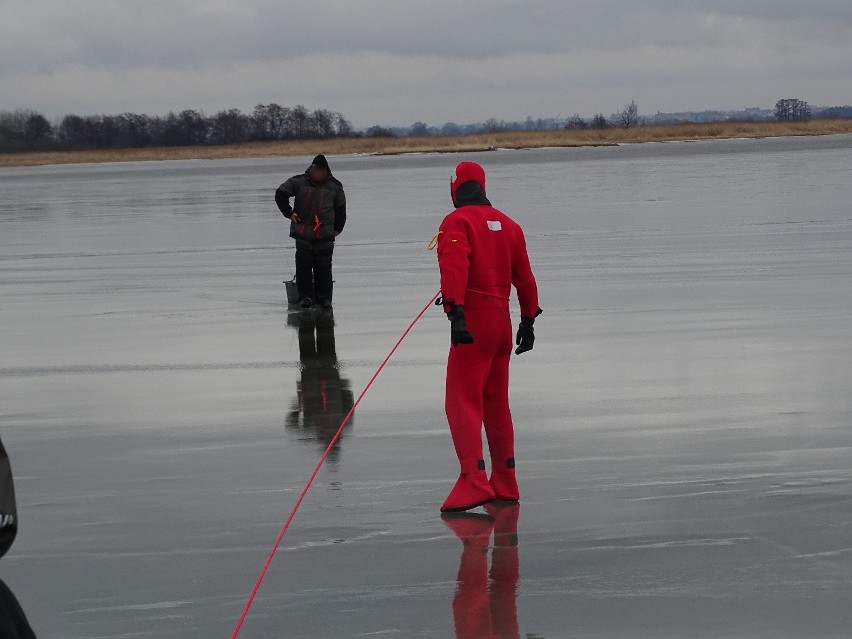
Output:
top-left (251, 104), bottom-right (271, 140)
top-left (176, 110), bottom-right (208, 145)
top-left (0, 109), bottom-right (54, 151)
top-left (619, 100), bottom-right (639, 128)
top-left (366, 125), bottom-right (395, 137)
top-left (775, 98), bottom-right (811, 121)
top-left (57, 114), bottom-right (95, 148)
top-left (311, 109), bottom-right (337, 138)
top-left (0, 110), bottom-right (29, 151)
top-left (334, 113), bottom-right (354, 137)
top-left (210, 109), bottom-right (248, 144)
top-left (267, 104), bottom-right (291, 138)
top-left (410, 121), bottom-right (429, 136)
top-left (24, 112), bottom-right (53, 149)
top-left (483, 117), bottom-right (503, 132)
top-left (289, 105), bottom-right (310, 139)
top-left (115, 113), bottom-right (152, 147)
top-left (590, 113), bottom-right (609, 129)
top-left (441, 122), bottom-right (462, 136)
top-left (565, 113), bottom-right (587, 130)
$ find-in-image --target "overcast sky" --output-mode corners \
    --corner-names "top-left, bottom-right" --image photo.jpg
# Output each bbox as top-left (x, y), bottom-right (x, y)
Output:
top-left (2, 1), bottom-right (851, 127)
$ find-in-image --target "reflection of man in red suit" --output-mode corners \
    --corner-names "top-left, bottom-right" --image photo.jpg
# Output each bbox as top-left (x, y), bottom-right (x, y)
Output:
top-left (435, 162), bottom-right (541, 512)
top-left (442, 503), bottom-right (521, 639)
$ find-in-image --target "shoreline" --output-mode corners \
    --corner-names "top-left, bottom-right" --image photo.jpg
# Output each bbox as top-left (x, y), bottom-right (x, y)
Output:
top-left (2, 119), bottom-right (851, 168)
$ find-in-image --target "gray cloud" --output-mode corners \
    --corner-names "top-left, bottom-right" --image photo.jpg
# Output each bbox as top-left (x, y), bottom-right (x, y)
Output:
top-left (2, 1), bottom-right (850, 126)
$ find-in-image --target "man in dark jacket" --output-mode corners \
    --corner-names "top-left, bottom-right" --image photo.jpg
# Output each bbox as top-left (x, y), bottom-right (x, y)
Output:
top-left (275, 154), bottom-right (347, 309)
top-left (1, 436), bottom-right (38, 638)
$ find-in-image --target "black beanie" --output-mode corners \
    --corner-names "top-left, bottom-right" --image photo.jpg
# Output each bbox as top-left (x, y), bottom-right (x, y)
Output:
top-left (310, 154), bottom-right (331, 173)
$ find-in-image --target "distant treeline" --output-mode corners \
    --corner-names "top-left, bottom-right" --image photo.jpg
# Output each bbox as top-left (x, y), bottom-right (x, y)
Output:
top-left (3, 101), bottom-right (851, 153)
top-left (0, 104), bottom-right (354, 153)
top-left (370, 102), bottom-right (852, 137)
top-left (367, 116), bottom-right (571, 138)
top-left (0, 106), bottom-right (577, 152)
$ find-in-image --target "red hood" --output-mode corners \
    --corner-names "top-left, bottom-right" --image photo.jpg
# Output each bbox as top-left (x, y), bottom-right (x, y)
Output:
top-left (450, 161), bottom-right (486, 205)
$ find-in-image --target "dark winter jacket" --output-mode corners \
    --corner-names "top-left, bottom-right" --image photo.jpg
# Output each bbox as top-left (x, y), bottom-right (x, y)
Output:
top-left (275, 172), bottom-right (346, 243)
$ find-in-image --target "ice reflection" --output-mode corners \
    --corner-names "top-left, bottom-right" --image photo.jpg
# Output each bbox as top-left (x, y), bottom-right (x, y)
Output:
top-left (443, 503), bottom-right (521, 639)
top-left (285, 310), bottom-right (354, 465)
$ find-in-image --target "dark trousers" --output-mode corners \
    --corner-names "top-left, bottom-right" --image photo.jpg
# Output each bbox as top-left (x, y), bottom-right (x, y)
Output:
top-left (295, 239), bottom-right (334, 303)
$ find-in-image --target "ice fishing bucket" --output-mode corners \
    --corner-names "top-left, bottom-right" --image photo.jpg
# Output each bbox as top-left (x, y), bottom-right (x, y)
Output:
top-left (284, 277), bottom-right (299, 306)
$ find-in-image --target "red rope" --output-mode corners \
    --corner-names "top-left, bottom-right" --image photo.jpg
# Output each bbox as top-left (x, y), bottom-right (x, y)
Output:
top-left (230, 291), bottom-right (440, 638)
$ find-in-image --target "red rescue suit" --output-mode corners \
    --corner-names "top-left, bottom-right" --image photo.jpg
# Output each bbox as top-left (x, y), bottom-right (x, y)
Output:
top-left (436, 162), bottom-right (540, 512)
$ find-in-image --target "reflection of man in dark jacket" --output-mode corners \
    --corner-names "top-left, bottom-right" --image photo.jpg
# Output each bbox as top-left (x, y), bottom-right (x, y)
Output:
top-left (1, 437), bottom-right (38, 638)
top-left (275, 154), bottom-right (347, 310)
top-left (286, 312), bottom-right (354, 465)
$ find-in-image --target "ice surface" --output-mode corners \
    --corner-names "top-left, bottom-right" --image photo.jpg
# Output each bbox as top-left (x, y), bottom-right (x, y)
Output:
top-left (1, 136), bottom-right (851, 637)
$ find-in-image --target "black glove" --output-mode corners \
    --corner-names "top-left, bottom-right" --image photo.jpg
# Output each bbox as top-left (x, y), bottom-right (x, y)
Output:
top-left (515, 316), bottom-right (537, 355)
top-left (447, 305), bottom-right (474, 346)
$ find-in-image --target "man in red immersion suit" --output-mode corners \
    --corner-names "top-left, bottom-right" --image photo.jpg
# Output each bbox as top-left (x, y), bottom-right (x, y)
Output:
top-left (436, 161), bottom-right (541, 512)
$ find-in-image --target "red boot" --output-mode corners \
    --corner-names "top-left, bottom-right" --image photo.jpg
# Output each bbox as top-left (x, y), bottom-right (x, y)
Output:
top-left (441, 460), bottom-right (495, 512)
top-left (489, 457), bottom-right (519, 502)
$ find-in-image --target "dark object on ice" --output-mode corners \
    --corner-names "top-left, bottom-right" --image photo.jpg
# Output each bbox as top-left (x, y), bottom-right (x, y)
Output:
top-left (447, 304), bottom-right (474, 346)
top-left (0, 438), bottom-right (17, 559)
top-left (1, 437), bottom-right (39, 638)
top-left (0, 580), bottom-right (36, 639)
top-left (514, 309), bottom-right (542, 355)
top-left (284, 277), bottom-right (300, 306)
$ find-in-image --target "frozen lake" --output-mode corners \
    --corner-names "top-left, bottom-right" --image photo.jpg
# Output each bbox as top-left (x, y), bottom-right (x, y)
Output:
top-left (2, 135), bottom-right (852, 638)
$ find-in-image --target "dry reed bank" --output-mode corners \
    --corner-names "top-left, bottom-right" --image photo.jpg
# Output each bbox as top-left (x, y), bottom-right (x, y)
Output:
top-left (3, 119), bottom-right (851, 168)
